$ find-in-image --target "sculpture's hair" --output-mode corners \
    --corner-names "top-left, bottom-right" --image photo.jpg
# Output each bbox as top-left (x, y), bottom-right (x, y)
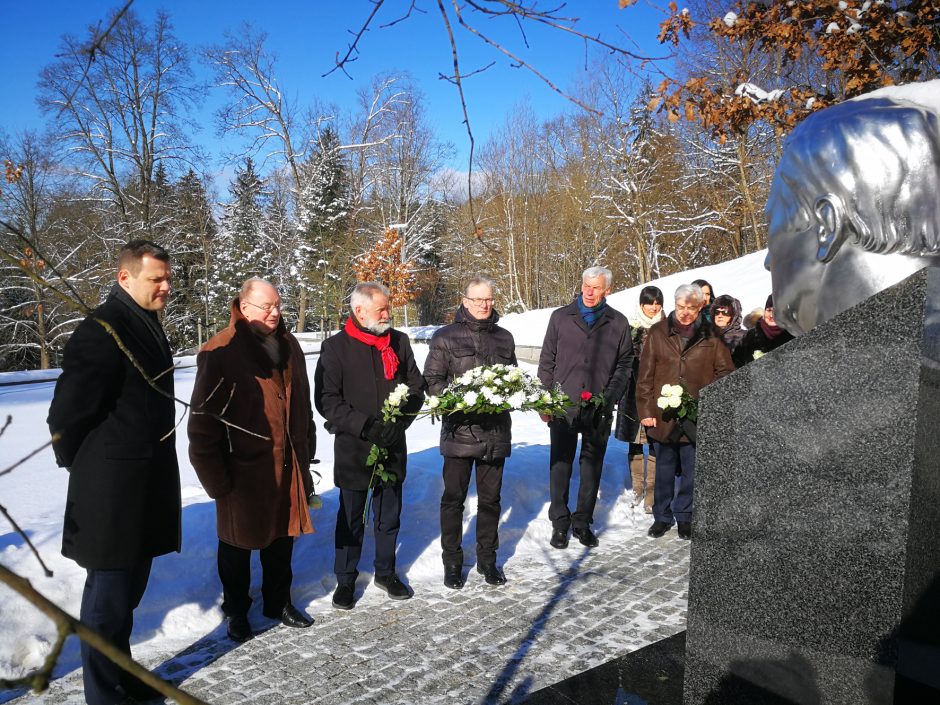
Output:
top-left (240, 277), bottom-right (276, 300)
top-left (639, 285), bottom-right (664, 306)
top-left (582, 266), bottom-right (612, 289)
top-left (464, 276), bottom-right (496, 296)
top-left (767, 97), bottom-right (940, 255)
top-left (117, 240), bottom-right (169, 274)
top-left (350, 281), bottom-right (391, 310)
top-left (674, 284), bottom-right (704, 304)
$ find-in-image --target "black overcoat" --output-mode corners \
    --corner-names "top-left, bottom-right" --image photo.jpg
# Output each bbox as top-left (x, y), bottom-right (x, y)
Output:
top-left (314, 323), bottom-right (425, 491)
top-left (537, 299), bottom-right (634, 428)
top-left (47, 286), bottom-right (181, 570)
top-left (423, 306), bottom-right (517, 461)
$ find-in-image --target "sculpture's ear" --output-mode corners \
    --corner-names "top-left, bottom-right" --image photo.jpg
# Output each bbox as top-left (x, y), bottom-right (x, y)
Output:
top-left (814, 194), bottom-right (846, 263)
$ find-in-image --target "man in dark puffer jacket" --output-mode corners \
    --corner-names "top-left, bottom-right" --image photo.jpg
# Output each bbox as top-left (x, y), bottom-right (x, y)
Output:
top-left (423, 277), bottom-right (517, 589)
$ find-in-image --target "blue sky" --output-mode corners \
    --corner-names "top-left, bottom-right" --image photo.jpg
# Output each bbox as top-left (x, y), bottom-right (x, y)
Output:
top-left (0, 1), bottom-right (670, 178)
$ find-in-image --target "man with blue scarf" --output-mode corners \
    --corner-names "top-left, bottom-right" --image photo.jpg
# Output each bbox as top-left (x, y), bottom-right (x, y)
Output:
top-left (538, 266), bottom-right (633, 549)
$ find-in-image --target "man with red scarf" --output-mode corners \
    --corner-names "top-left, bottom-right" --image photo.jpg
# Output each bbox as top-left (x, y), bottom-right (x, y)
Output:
top-left (314, 282), bottom-right (425, 610)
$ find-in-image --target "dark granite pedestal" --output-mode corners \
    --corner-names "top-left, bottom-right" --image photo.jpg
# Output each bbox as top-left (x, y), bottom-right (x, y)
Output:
top-left (520, 632), bottom-right (686, 705)
top-left (683, 268), bottom-right (940, 704)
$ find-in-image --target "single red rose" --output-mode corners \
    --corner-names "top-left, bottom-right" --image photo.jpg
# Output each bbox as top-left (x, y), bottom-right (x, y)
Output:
top-left (580, 391), bottom-right (592, 401)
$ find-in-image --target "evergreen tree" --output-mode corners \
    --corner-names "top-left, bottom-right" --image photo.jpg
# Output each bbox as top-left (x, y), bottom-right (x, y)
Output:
top-left (210, 158), bottom-right (270, 330)
top-left (162, 169), bottom-right (217, 349)
top-left (296, 127), bottom-right (351, 332)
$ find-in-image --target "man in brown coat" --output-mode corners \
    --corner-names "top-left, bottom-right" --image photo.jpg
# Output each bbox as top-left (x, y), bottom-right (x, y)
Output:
top-left (188, 277), bottom-right (315, 642)
top-left (636, 283), bottom-right (734, 540)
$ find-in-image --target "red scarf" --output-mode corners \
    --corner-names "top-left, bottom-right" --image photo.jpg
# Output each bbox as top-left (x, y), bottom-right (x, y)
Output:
top-left (344, 317), bottom-right (399, 380)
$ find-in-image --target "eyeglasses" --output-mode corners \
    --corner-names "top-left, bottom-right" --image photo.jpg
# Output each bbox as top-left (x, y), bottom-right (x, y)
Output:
top-left (243, 300), bottom-right (280, 313)
top-left (464, 297), bottom-right (494, 306)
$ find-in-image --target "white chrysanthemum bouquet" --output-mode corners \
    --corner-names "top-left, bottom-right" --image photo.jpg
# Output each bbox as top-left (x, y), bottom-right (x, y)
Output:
top-left (424, 364), bottom-right (570, 420)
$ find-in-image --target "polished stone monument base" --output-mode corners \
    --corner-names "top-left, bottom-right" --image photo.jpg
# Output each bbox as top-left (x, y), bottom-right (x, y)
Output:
top-left (520, 632), bottom-right (686, 705)
top-left (683, 268), bottom-right (940, 704)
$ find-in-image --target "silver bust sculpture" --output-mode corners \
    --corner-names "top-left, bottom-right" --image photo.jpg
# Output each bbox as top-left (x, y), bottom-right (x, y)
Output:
top-left (765, 92), bottom-right (940, 335)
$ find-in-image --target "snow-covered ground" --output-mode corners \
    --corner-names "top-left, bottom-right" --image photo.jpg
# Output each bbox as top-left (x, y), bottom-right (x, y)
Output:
top-left (0, 250), bottom-right (771, 692)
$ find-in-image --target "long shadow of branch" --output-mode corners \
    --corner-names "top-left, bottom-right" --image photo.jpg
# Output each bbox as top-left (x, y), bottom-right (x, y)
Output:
top-left (484, 546), bottom-right (593, 704)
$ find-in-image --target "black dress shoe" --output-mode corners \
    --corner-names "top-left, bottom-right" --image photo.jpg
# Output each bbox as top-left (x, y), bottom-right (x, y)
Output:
top-left (444, 564), bottom-right (465, 590)
top-left (332, 583), bottom-right (355, 610)
top-left (119, 676), bottom-right (163, 702)
top-left (374, 573), bottom-right (411, 600)
top-left (226, 613), bottom-right (253, 643)
top-left (677, 521), bottom-right (692, 540)
top-left (476, 564), bottom-right (507, 586)
top-left (549, 528), bottom-right (569, 549)
top-left (648, 520), bottom-right (672, 538)
top-left (278, 603), bottom-right (313, 628)
top-left (572, 527), bottom-right (599, 547)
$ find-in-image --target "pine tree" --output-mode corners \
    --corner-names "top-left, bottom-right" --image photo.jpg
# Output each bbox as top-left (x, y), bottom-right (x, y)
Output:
top-left (210, 158), bottom-right (270, 330)
top-left (162, 169), bottom-right (217, 349)
top-left (296, 127), bottom-right (351, 332)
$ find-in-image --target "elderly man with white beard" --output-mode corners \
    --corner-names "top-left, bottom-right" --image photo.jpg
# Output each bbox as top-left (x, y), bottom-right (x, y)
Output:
top-left (314, 282), bottom-right (425, 610)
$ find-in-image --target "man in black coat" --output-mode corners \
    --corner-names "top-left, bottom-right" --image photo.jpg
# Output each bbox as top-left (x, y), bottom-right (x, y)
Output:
top-left (314, 282), bottom-right (424, 610)
top-left (47, 240), bottom-right (180, 705)
top-left (538, 266), bottom-right (634, 550)
top-left (423, 277), bottom-right (516, 589)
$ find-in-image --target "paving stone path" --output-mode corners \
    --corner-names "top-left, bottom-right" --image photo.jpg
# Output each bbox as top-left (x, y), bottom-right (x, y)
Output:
top-left (12, 521), bottom-right (689, 705)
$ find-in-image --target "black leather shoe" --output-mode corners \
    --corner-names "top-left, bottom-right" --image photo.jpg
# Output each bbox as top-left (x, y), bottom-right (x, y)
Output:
top-left (332, 583), bottom-right (355, 610)
top-left (573, 527), bottom-right (599, 547)
top-left (648, 521), bottom-right (672, 538)
top-left (677, 521), bottom-right (692, 540)
top-left (119, 677), bottom-right (163, 702)
top-left (444, 564), bottom-right (465, 590)
top-left (226, 613), bottom-right (252, 643)
top-left (477, 563), bottom-right (507, 586)
top-left (278, 603), bottom-right (313, 628)
top-left (374, 573), bottom-right (411, 600)
top-left (549, 528), bottom-right (569, 549)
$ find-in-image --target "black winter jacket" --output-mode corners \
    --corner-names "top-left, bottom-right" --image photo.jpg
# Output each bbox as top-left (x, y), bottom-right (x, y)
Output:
top-left (314, 323), bottom-right (425, 490)
top-left (47, 286), bottom-right (181, 569)
top-left (538, 298), bottom-right (634, 429)
top-left (423, 306), bottom-right (517, 461)
top-left (732, 320), bottom-right (795, 368)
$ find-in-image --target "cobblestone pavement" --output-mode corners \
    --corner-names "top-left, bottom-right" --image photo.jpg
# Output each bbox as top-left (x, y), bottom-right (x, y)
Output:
top-left (12, 523), bottom-right (689, 705)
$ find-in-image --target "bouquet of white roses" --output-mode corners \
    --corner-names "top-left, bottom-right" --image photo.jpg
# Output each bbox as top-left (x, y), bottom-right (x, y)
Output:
top-left (423, 364), bottom-right (570, 420)
top-left (656, 383), bottom-right (698, 423)
top-left (364, 383), bottom-right (411, 520)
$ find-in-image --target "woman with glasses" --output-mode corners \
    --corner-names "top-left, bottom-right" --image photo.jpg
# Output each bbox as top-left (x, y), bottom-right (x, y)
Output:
top-left (709, 294), bottom-right (746, 356)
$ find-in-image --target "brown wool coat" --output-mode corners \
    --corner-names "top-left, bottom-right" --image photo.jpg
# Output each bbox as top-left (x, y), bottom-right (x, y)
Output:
top-left (188, 300), bottom-right (314, 549)
top-left (636, 314), bottom-right (734, 444)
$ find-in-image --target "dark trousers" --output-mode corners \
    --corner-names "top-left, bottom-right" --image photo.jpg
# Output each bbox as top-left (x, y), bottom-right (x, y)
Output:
top-left (549, 422), bottom-right (610, 531)
top-left (652, 441), bottom-right (697, 523)
top-left (79, 559), bottom-right (152, 705)
top-left (217, 536), bottom-right (293, 618)
top-left (335, 484), bottom-right (402, 585)
top-left (440, 456), bottom-right (504, 568)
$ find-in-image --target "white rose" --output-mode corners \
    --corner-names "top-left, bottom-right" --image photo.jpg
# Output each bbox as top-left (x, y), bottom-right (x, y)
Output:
top-left (541, 392), bottom-right (552, 403)
top-left (667, 396), bottom-right (682, 409)
top-left (660, 384), bottom-right (673, 397)
top-left (753, 350), bottom-right (765, 360)
top-left (482, 370), bottom-right (496, 382)
top-left (657, 396), bottom-right (670, 410)
top-left (427, 396), bottom-right (440, 409)
top-left (669, 384), bottom-right (684, 398)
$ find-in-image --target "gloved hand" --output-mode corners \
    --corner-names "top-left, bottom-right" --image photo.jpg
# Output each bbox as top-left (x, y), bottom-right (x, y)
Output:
top-left (363, 418), bottom-right (402, 448)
